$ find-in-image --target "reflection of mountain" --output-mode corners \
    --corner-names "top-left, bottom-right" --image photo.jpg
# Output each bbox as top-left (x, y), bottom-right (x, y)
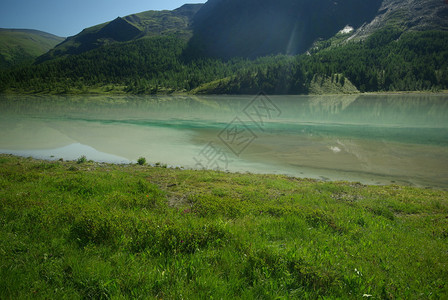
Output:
top-left (0, 95), bottom-right (242, 118)
top-left (306, 95), bottom-right (359, 115)
top-left (277, 94), bottom-right (448, 127)
top-left (338, 94), bottom-right (448, 126)
top-left (1, 95), bottom-right (447, 152)
top-left (3, 94), bottom-right (448, 125)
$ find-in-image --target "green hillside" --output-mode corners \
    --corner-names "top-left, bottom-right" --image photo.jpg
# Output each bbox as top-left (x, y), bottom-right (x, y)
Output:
top-left (1, 28), bottom-right (447, 95)
top-left (0, 29), bottom-right (64, 69)
top-left (38, 4), bottom-right (203, 62)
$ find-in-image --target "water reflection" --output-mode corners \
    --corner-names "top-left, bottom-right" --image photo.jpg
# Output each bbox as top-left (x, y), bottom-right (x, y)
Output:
top-left (1, 94), bottom-right (447, 188)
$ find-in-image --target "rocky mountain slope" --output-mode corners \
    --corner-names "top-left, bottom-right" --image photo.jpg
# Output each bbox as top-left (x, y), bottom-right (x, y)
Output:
top-left (189, 0), bottom-right (448, 59)
top-left (349, 0), bottom-right (448, 40)
top-left (188, 0), bottom-right (383, 59)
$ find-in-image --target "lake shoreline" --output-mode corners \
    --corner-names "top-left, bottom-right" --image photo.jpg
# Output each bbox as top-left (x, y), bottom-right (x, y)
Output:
top-left (1, 153), bottom-right (446, 192)
top-left (1, 89), bottom-right (448, 97)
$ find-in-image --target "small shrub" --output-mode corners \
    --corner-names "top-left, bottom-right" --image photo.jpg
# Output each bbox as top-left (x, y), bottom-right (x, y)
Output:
top-left (77, 155), bottom-right (87, 164)
top-left (154, 162), bottom-right (167, 168)
top-left (137, 157), bottom-right (146, 166)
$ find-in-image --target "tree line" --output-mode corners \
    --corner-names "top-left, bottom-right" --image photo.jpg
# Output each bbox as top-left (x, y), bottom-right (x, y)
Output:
top-left (1, 29), bottom-right (447, 94)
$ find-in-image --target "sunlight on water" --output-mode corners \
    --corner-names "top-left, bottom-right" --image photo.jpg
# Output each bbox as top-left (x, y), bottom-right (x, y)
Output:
top-left (1, 94), bottom-right (447, 189)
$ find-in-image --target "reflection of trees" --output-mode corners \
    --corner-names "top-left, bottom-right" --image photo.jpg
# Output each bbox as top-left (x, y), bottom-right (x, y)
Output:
top-left (342, 94), bottom-right (448, 125)
top-left (2, 94), bottom-right (447, 126)
top-left (1, 94), bottom-right (447, 148)
top-left (275, 94), bottom-right (448, 127)
top-left (0, 95), bottom-right (245, 118)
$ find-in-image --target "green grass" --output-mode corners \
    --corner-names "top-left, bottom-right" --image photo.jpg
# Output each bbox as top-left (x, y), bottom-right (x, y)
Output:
top-left (0, 29), bottom-right (63, 69)
top-left (0, 154), bottom-right (447, 299)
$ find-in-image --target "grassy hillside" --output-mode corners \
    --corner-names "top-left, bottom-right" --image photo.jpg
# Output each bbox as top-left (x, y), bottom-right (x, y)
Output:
top-left (38, 4), bottom-right (203, 62)
top-left (0, 154), bottom-right (447, 298)
top-left (0, 29), bottom-right (63, 69)
top-left (124, 4), bottom-right (203, 38)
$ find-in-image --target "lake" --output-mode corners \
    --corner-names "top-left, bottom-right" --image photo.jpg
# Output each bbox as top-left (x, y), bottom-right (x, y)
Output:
top-left (1, 93), bottom-right (447, 189)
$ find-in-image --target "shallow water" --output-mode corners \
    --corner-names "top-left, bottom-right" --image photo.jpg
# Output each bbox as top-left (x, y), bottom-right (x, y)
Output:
top-left (1, 94), bottom-right (447, 189)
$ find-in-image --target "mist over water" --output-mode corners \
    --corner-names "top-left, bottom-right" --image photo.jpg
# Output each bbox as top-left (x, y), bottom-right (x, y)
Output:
top-left (1, 94), bottom-right (447, 189)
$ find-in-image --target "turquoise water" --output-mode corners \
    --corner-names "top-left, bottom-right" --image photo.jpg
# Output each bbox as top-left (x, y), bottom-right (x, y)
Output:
top-left (1, 94), bottom-right (447, 189)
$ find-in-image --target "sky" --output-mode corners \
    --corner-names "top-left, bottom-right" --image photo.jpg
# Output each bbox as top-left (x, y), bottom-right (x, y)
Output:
top-left (0, 0), bottom-right (205, 37)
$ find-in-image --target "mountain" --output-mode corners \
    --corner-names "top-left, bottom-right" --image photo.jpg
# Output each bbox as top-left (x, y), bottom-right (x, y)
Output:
top-left (0, 29), bottom-right (64, 69)
top-left (38, 4), bottom-right (203, 62)
top-left (34, 0), bottom-right (448, 63)
top-left (188, 0), bottom-right (448, 59)
top-left (187, 0), bottom-right (383, 59)
top-left (1, 1), bottom-right (447, 95)
top-left (350, 0), bottom-right (448, 40)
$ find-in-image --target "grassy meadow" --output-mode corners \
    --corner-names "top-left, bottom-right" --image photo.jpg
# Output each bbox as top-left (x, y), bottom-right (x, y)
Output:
top-left (0, 29), bottom-right (63, 69)
top-left (0, 154), bottom-right (447, 299)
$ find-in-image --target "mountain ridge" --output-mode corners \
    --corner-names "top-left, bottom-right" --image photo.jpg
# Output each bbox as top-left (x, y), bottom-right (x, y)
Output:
top-left (37, 4), bottom-right (203, 62)
top-left (33, 0), bottom-right (448, 63)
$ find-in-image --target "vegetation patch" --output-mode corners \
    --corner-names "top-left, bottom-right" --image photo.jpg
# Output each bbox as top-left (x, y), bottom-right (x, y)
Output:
top-left (0, 154), bottom-right (447, 298)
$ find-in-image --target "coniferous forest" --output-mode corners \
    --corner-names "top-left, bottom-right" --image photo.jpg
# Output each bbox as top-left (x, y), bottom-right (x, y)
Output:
top-left (1, 28), bottom-right (447, 95)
